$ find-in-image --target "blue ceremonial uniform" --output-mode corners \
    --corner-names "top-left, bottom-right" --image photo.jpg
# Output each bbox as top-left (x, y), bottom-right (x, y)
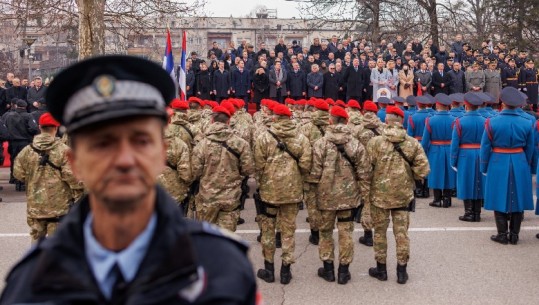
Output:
top-left (480, 109), bottom-right (534, 213)
top-left (484, 106), bottom-right (497, 117)
top-left (407, 109), bottom-right (430, 141)
top-left (450, 111), bottom-right (486, 200)
top-left (477, 107), bottom-right (493, 118)
top-left (397, 105), bottom-right (410, 129)
top-left (449, 107), bottom-right (464, 118)
top-left (422, 110), bottom-right (456, 190)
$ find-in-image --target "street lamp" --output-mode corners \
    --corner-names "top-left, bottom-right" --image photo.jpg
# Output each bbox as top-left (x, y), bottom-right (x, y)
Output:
top-left (22, 37), bottom-right (37, 80)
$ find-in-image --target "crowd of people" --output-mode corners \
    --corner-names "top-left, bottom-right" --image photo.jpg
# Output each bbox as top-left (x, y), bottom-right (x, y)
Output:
top-left (0, 34), bottom-right (538, 300)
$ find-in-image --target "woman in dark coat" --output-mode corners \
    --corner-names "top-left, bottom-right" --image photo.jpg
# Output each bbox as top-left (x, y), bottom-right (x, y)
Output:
top-left (196, 62), bottom-right (213, 100)
top-left (253, 63), bottom-right (270, 111)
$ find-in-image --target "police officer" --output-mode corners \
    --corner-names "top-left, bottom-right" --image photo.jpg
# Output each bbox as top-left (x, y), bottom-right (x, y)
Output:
top-left (422, 94), bottom-right (456, 208)
top-left (450, 93), bottom-right (485, 222)
top-left (518, 59), bottom-right (538, 111)
top-left (502, 59), bottom-right (519, 89)
top-left (481, 87), bottom-right (534, 245)
top-left (310, 106), bottom-right (370, 285)
top-left (0, 55), bottom-right (258, 304)
top-left (13, 112), bottom-right (83, 241)
top-left (365, 106), bottom-right (430, 284)
top-left (254, 104), bottom-right (312, 285)
top-left (191, 105), bottom-right (254, 232)
top-left (3, 99), bottom-right (38, 190)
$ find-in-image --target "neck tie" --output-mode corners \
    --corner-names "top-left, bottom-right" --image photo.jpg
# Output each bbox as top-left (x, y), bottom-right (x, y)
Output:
top-left (110, 264), bottom-right (128, 303)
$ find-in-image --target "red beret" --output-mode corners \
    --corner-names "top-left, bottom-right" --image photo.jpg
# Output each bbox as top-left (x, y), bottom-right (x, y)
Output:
top-left (313, 99), bottom-right (329, 111)
top-left (39, 112), bottom-right (60, 127)
top-left (296, 99), bottom-right (305, 106)
top-left (285, 98), bottom-right (295, 105)
top-left (330, 106), bottom-right (349, 119)
top-left (221, 101), bottom-right (236, 116)
top-left (336, 100), bottom-right (347, 108)
top-left (213, 106), bottom-right (231, 117)
top-left (326, 98), bottom-right (335, 106)
top-left (170, 99), bottom-right (189, 110)
top-left (363, 101), bottom-right (378, 113)
top-left (188, 97), bottom-right (205, 107)
top-left (166, 107), bottom-right (175, 118)
top-left (273, 104), bottom-right (292, 117)
top-left (386, 106), bottom-right (405, 118)
top-left (347, 100), bottom-right (361, 109)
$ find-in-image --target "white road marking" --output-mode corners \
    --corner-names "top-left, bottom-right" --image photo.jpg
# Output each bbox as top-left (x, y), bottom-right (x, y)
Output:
top-left (1, 226), bottom-right (539, 237)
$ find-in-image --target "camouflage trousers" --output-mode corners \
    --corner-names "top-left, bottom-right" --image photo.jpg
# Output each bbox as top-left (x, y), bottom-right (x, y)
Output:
top-left (27, 217), bottom-right (59, 241)
top-left (371, 205), bottom-right (410, 265)
top-left (259, 203), bottom-right (299, 264)
top-left (318, 209), bottom-right (355, 265)
top-left (197, 201), bottom-right (240, 232)
top-left (304, 183), bottom-right (321, 230)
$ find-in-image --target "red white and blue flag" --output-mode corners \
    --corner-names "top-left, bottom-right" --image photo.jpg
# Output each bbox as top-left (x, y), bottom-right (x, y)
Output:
top-left (162, 28), bottom-right (175, 82)
top-left (178, 31), bottom-right (187, 101)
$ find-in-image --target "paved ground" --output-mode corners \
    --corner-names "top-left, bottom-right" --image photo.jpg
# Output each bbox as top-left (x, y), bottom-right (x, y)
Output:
top-left (0, 170), bottom-right (538, 304)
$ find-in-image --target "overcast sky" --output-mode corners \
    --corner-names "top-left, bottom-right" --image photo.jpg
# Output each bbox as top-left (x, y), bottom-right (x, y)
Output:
top-left (203, 0), bottom-right (303, 18)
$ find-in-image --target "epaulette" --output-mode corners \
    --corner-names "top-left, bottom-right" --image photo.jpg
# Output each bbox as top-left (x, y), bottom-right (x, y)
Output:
top-left (185, 219), bottom-right (249, 252)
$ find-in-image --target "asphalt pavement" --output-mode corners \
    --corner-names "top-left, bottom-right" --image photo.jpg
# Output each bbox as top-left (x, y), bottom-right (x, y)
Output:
top-left (0, 171), bottom-right (538, 305)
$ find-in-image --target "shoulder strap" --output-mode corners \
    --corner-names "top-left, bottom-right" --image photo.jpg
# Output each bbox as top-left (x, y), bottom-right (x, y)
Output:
top-left (367, 127), bottom-right (380, 136)
top-left (166, 160), bottom-right (177, 170)
top-left (209, 139), bottom-right (241, 159)
top-left (393, 142), bottom-right (413, 167)
top-left (335, 143), bottom-right (358, 180)
top-left (315, 125), bottom-right (325, 136)
top-left (179, 124), bottom-right (194, 140)
top-left (30, 144), bottom-right (62, 172)
top-left (267, 129), bottom-right (300, 163)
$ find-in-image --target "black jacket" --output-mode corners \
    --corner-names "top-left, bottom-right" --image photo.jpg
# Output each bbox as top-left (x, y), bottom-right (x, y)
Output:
top-left (431, 70), bottom-right (451, 95)
top-left (286, 70), bottom-right (306, 97)
top-left (447, 69), bottom-right (466, 94)
top-left (5, 86), bottom-right (27, 103)
top-left (323, 72), bottom-right (341, 100)
top-left (342, 66), bottom-right (364, 97)
top-left (0, 186), bottom-right (257, 305)
top-left (26, 86), bottom-right (47, 111)
top-left (2, 108), bottom-right (38, 141)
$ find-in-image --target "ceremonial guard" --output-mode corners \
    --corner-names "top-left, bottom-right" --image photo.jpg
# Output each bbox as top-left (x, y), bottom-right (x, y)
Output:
top-left (481, 87), bottom-right (534, 245)
top-left (365, 106), bottom-right (430, 284)
top-left (310, 106), bottom-right (370, 285)
top-left (299, 99), bottom-right (330, 245)
top-left (422, 94), bottom-right (456, 208)
top-left (450, 93), bottom-right (486, 222)
top-left (254, 104), bottom-right (312, 285)
top-left (407, 96), bottom-right (433, 198)
top-left (13, 113), bottom-right (83, 241)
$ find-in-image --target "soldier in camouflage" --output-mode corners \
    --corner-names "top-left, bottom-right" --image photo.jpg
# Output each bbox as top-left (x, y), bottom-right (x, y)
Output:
top-left (188, 97), bottom-right (210, 135)
top-left (254, 104), bottom-right (312, 285)
top-left (364, 106), bottom-right (430, 284)
top-left (169, 99), bottom-right (201, 151)
top-left (191, 105), bottom-right (254, 232)
top-left (13, 113), bottom-right (84, 241)
top-left (310, 106), bottom-right (371, 285)
top-left (157, 108), bottom-right (192, 211)
top-left (355, 100), bottom-right (385, 246)
top-left (299, 99), bottom-right (330, 245)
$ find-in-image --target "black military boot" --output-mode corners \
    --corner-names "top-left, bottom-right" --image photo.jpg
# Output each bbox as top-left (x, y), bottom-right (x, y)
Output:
top-left (397, 264), bottom-right (409, 284)
top-left (414, 180), bottom-right (423, 198)
top-left (309, 230), bottom-right (319, 245)
top-left (536, 233), bottom-right (539, 239)
top-left (509, 212), bottom-right (523, 245)
top-left (422, 179), bottom-right (430, 198)
top-left (237, 217), bottom-right (245, 225)
top-left (257, 233), bottom-right (261, 243)
top-left (257, 261), bottom-right (275, 283)
top-left (368, 262), bottom-right (388, 281)
top-left (280, 263), bottom-right (292, 285)
top-left (19, 183), bottom-right (25, 192)
top-left (473, 200), bottom-right (482, 222)
top-left (429, 189), bottom-right (443, 207)
top-left (15, 181), bottom-right (21, 192)
top-left (359, 230), bottom-right (373, 247)
top-left (442, 189), bottom-right (452, 208)
top-left (275, 232), bottom-right (282, 249)
top-left (459, 200), bottom-right (474, 222)
top-left (490, 212), bottom-right (509, 245)
top-left (317, 260), bottom-right (335, 282)
top-left (298, 202), bottom-right (304, 210)
top-left (451, 189), bottom-right (457, 197)
top-left (337, 264), bottom-right (351, 285)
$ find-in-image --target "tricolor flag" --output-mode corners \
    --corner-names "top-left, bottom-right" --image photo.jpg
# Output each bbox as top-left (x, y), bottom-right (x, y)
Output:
top-left (178, 31), bottom-right (187, 101)
top-left (163, 28), bottom-right (175, 81)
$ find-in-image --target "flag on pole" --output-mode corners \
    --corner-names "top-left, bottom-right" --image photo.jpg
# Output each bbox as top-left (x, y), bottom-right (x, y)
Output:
top-left (163, 28), bottom-right (175, 82)
top-left (178, 31), bottom-right (187, 101)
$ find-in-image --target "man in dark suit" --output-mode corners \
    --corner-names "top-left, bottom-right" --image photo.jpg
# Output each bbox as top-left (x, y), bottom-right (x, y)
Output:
top-left (231, 60), bottom-right (251, 104)
top-left (323, 63), bottom-right (341, 100)
top-left (342, 58), bottom-right (364, 104)
top-left (286, 62), bottom-right (306, 100)
top-left (26, 76), bottom-right (46, 112)
top-left (212, 61), bottom-right (231, 103)
top-left (432, 63), bottom-right (451, 95)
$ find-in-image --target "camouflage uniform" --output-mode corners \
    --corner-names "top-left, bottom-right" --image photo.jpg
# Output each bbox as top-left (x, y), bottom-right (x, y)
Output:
top-left (230, 109), bottom-right (256, 150)
top-left (13, 133), bottom-right (84, 241)
top-left (168, 111), bottom-right (201, 151)
top-left (156, 132), bottom-right (192, 204)
top-left (299, 110), bottom-right (329, 236)
top-left (254, 118), bottom-right (312, 265)
top-left (310, 124), bottom-right (371, 265)
top-left (192, 122), bottom-right (254, 232)
top-left (188, 109), bottom-right (210, 135)
top-left (365, 122), bottom-right (430, 265)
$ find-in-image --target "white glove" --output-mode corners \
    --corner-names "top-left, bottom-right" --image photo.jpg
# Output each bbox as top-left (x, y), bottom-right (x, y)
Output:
top-left (522, 88), bottom-right (528, 92)
top-left (482, 172), bottom-right (487, 176)
top-left (451, 166), bottom-right (458, 172)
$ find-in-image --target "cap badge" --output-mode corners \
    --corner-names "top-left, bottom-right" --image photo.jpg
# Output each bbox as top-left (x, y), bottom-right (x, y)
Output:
top-left (93, 75), bottom-right (116, 97)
